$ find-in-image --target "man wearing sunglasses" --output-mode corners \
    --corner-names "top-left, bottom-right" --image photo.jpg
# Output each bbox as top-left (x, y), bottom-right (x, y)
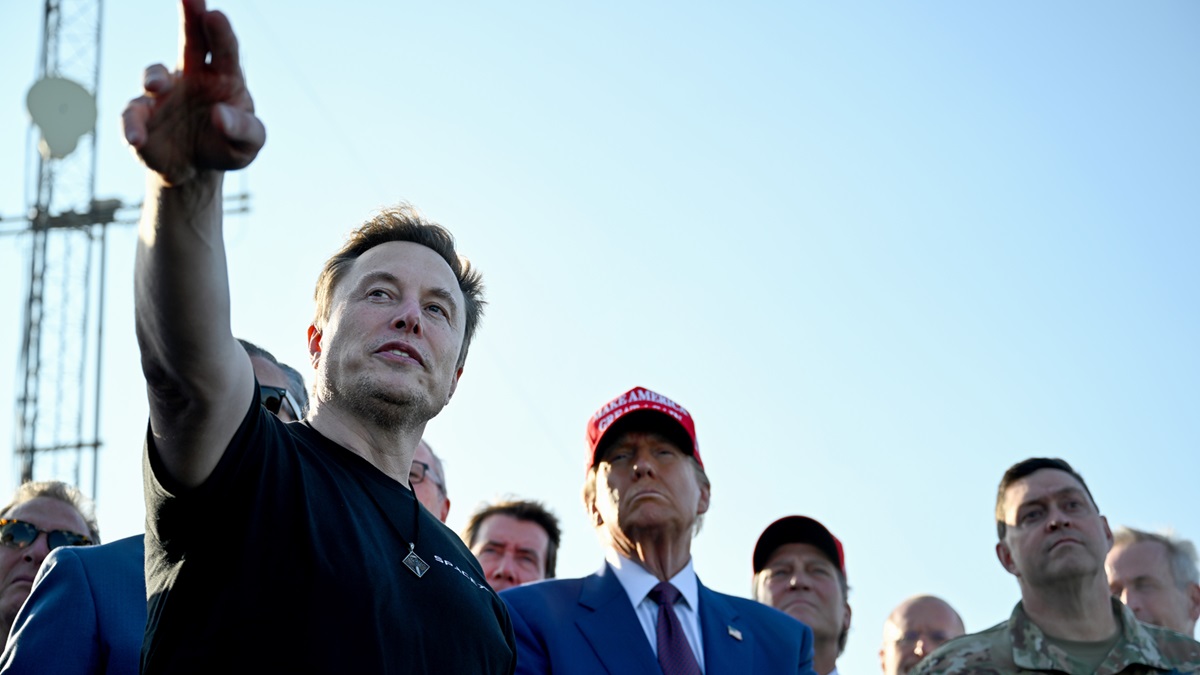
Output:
top-left (120, 1), bottom-right (513, 672)
top-left (0, 341), bottom-right (306, 675)
top-left (0, 481), bottom-right (97, 651)
top-left (240, 338), bottom-right (309, 422)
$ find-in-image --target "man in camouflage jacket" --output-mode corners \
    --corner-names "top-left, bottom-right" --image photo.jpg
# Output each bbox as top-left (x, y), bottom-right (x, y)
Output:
top-left (912, 458), bottom-right (1200, 675)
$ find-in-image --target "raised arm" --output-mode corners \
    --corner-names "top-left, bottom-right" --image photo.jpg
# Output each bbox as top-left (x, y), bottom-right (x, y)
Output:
top-left (124, 0), bottom-right (267, 489)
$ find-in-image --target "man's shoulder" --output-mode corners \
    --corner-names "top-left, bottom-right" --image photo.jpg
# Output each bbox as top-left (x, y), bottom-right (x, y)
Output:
top-left (698, 585), bottom-right (814, 648)
top-left (702, 586), bottom-right (793, 624)
top-left (67, 533), bottom-right (145, 564)
top-left (501, 575), bottom-right (590, 609)
top-left (911, 621), bottom-right (1012, 675)
top-left (1131, 621), bottom-right (1200, 671)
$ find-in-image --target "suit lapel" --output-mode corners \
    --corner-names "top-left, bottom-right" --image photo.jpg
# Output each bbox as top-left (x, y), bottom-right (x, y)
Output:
top-left (575, 565), bottom-right (661, 675)
top-left (698, 580), bottom-right (753, 673)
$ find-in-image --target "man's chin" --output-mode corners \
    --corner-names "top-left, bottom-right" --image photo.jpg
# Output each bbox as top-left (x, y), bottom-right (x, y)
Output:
top-left (329, 376), bottom-right (446, 427)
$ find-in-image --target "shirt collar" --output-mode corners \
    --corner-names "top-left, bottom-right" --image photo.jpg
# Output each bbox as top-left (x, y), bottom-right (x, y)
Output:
top-left (606, 549), bottom-right (699, 611)
top-left (1008, 597), bottom-right (1183, 673)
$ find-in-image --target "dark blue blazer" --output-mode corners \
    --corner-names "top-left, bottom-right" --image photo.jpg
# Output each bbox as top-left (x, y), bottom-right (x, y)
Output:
top-left (0, 534), bottom-right (145, 675)
top-left (501, 563), bottom-right (815, 675)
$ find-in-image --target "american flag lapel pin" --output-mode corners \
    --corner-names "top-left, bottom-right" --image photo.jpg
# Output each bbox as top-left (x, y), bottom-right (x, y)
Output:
top-left (728, 626), bottom-right (743, 641)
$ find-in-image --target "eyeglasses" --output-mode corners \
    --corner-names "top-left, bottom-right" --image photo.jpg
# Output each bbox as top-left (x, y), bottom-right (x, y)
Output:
top-left (0, 519), bottom-right (93, 551)
top-left (409, 460), bottom-right (445, 493)
top-left (260, 385), bottom-right (302, 421)
top-left (895, 630), bottom-right (953, 648)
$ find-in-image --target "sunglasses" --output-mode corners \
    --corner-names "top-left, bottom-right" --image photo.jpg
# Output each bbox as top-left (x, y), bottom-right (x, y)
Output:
top-left (0, 518), bottom-right (93, 551)
top-left (260, 385), bottom-right (302, 421)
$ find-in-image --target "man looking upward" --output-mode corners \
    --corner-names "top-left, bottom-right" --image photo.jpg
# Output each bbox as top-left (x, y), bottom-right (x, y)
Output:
top-left (501, 386), bottom-right (814, 674)
top-left (913, 458), bottom-right (1200, 675)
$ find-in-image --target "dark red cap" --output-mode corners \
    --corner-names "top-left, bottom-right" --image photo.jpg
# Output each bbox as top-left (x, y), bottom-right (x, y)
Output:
top-left (585, 386), bottom-right (701, 471)
top-left (753, 516), bottom-right (846, 577)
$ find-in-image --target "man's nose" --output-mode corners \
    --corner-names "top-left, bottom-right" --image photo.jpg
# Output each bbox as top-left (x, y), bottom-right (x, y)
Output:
top-left (787, 572), bottom-right (812, 591)
top-left (492, 551), bottom-right (516, 580)
top-left (22, 532), bottom-right (52, 565)
top-left (631, 450), bottom-right (660, 479)
top-left (393, 299), bottom-right (422, 335)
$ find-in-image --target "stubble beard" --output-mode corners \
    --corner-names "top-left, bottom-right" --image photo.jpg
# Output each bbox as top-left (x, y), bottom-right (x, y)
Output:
top-left (319, 366), bottom-right (445, 432)
top-left (1028, 544), bottom-right (1104, 591)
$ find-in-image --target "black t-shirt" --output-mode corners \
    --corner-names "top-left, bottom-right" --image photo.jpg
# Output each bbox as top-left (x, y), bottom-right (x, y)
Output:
top-left (142, 386), bottom-right (516, 674)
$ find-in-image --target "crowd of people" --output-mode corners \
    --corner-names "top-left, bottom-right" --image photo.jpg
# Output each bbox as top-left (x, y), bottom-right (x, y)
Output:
top-left (0, 1), bottom-right (1198, 673)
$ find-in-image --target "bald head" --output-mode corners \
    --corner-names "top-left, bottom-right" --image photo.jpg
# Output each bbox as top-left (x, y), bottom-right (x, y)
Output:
top-left (879, 595), bottom-right (964, 675)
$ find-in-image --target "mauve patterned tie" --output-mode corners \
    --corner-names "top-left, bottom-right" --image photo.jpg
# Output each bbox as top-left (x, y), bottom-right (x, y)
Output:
top-left (649, 581), bottom-right (701, 675)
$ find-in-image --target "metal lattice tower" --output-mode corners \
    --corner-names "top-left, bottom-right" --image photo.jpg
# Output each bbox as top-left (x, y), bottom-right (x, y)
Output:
top-left (12, 0), bottom-right (118, 499)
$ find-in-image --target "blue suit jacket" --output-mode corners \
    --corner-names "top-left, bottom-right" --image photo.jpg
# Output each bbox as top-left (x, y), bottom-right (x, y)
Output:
top-left (501, 563), bottom-right (815, 675)
top-left (0, 534), bottom-right (145, 675)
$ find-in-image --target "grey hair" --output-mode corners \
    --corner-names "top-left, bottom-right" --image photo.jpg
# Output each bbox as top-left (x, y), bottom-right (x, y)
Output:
top-left (1113, 526), bottom-right (1200, 588)
top-left (0, 480), bottom-right (100, 544)
top-left (277, 363), bottom-right (310, 416)
top-left (237, 338), bottom-right (309, 415)
top-left (420, 440), bottom-right (448, 496)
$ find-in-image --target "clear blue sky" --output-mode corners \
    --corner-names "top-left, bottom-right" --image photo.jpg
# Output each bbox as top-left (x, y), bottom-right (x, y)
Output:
top-left (2, 1), bottom-right (1199, 671)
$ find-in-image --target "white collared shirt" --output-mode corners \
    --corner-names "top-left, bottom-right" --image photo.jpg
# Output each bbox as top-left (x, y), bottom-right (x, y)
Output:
top-left (605, 549), bottom-right (706, 673)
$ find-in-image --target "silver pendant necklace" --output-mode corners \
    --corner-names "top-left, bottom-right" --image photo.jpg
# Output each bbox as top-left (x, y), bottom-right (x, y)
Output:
top-left (303, 420), bottom-right (429, 578)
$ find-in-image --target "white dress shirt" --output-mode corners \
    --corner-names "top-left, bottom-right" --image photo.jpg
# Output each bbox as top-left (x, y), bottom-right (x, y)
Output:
top-left (605, 549), bottom-right (706, 673)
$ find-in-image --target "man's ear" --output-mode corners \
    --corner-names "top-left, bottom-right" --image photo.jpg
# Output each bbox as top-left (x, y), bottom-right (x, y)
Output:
top-left (585, 475), bottom-right (603, 527)
top-left (996, 540), bottom-right (1019, 576)
top-left (306, 325), bottom-right (322, 367)
top-left (1187, 583), bottom-right (1200, 622)
top-left (696, 481), bottom-right (712, 517)
top-left (447, 366), bottom-right (463, 403)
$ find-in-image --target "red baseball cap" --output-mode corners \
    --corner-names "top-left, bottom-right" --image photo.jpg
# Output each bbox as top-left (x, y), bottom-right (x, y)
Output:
top-left (753, 516), bottom-right (846, 578)
top-left (585, 386), bottom-right (701, 471)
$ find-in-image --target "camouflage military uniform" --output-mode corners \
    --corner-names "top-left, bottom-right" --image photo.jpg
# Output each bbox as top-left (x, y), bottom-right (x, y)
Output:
top-left (911, 598), bottom-right (1200, 675)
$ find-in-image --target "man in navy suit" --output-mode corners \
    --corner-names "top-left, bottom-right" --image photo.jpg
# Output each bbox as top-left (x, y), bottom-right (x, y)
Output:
top-left (502, 386), bottom-right (816, 675)
top-left (0, 341), bottom-right (309, 675)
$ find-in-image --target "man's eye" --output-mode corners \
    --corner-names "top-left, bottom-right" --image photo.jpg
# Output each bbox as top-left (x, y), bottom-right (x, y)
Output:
top-left (1019, 508), bottom-right (1044, 524)
top-left (426, 304), bottom-right (445, 315)
top-left (768, 568), bottom-right (790, 580)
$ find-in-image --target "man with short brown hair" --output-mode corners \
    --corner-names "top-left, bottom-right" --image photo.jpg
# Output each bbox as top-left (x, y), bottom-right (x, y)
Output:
top-left (463, 499), bottom-right (561, 592)
top-left (120, 0), bottom-right (512, 671)
top-left (913, 457), bottom-right (1200, 675)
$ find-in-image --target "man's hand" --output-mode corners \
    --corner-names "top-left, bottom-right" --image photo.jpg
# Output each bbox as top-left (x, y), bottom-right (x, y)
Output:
top-left (122, 0), bottom-right (265, 187)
